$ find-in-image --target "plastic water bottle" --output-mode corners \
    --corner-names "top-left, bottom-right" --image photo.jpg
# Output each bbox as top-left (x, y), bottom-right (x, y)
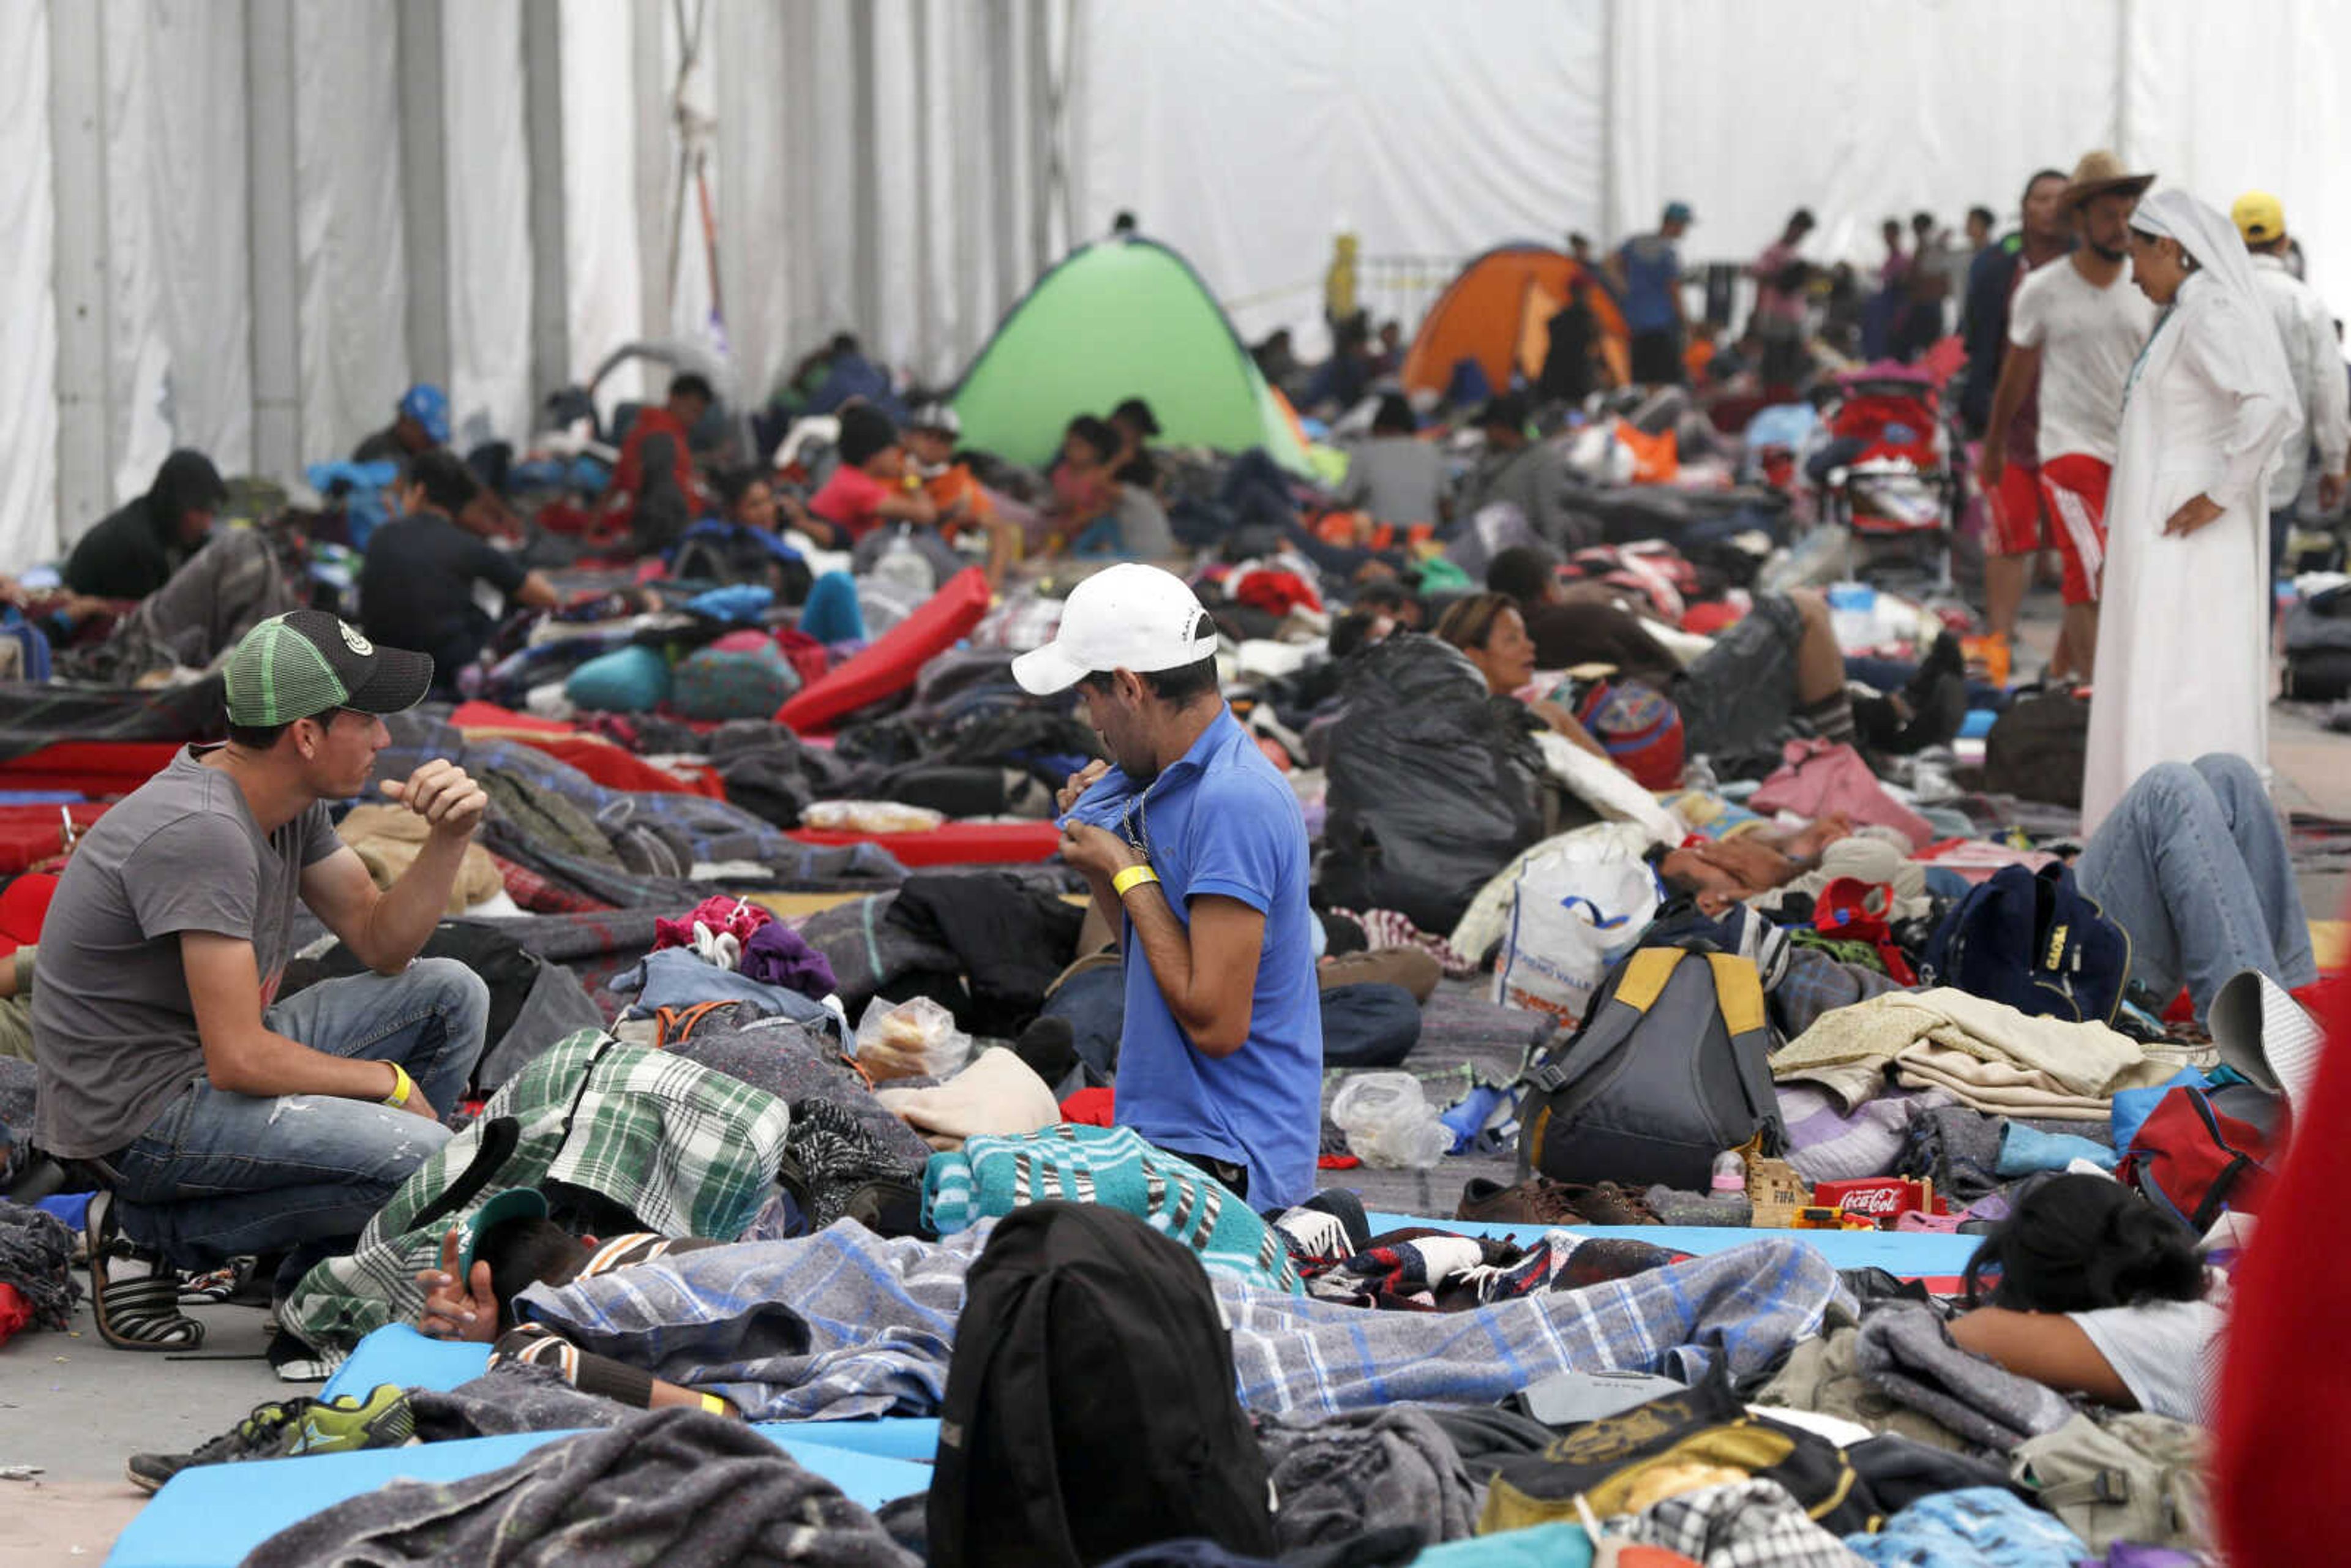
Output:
top-left (1826, 580), bottom-right (1877, 650)
top-left (1711, 1149), bottom-right (1747, 1194)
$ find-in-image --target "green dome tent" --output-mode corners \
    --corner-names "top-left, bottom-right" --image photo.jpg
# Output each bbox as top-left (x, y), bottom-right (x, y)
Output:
top-left (950, 237), bottom-right (1314, 475)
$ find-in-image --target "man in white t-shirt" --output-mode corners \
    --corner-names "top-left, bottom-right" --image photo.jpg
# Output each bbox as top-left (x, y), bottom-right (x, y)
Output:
top-left (1981, 153), bottom-right (2156, 681)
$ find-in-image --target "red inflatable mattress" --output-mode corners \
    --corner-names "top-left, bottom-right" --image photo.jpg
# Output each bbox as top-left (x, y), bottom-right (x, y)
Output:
top-left (0, 741), bottom-right (182, 795)
top-left (786, 819), bottom-right (1061, 866)
top-left (776, 568), bottom-right (991, 735)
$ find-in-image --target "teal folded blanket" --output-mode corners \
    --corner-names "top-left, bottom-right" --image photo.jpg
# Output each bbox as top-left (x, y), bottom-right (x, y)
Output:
top-left (924, 1124), bottom-right (1302, 1294)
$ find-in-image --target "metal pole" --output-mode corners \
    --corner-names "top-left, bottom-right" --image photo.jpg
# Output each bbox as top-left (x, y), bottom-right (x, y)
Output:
top-left (246, 0), bottom-right (304, 485)
top-left (523, 0), bottom-right (571, 408)
top-left (396, 0), bottom-right (451, 389)
top-left (48, 0), bottom-right (109, 535)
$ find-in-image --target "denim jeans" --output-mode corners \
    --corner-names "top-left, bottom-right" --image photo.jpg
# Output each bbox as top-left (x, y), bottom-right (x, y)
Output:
top-left (2076, 755), bottom-right (2317, 1016)
top-left (108, 957), bottom-right (490, 1294)
top-left (1041, 966), bottom-right (1420, 1076)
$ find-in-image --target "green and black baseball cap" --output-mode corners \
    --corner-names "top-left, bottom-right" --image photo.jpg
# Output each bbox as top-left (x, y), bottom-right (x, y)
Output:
top-left (458, 1187), bottom-right (552, 1277)
top-left (223, 609), bottom-right (434, 728)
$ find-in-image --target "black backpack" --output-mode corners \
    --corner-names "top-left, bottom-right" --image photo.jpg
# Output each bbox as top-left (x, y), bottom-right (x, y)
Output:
top-left (1520, 946), bottom-right (1785, 1190)
top-left (1919, 861), bottom-right (2131, 1025)
top-left (1981, 691), bottom-right (2090, 807)
top-left (927, 1202), bottom-right (1277, 1568)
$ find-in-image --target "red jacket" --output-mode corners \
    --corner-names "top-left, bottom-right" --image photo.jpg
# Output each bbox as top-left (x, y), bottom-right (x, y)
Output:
top-left (610, 407), bottom-right (698, 511)
top-left (2214, 926), bottom-right (2349, 1564)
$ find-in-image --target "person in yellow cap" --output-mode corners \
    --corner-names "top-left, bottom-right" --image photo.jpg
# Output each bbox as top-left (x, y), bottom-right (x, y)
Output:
top-left (2233, 190), bottom-right (2349, 578)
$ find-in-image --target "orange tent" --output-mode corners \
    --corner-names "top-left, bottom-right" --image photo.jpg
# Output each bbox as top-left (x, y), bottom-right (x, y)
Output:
top-left (1402, 245), bottom-right (1629, 398)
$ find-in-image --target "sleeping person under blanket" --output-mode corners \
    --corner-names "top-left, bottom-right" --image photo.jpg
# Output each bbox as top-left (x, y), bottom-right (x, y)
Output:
top-left (416, 1186), bottom-right (740, 1420)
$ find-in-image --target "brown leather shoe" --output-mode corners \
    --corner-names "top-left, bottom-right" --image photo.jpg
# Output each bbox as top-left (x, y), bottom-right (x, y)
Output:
top-left (1456, 1176), bottom-right (1587, 1226)
top-left (1558, 1180), bottom-right (1660, 1225)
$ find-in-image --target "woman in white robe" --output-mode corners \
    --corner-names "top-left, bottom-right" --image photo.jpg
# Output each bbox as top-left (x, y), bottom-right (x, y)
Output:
top-left (2082, 189), bottom-right (2298, 835)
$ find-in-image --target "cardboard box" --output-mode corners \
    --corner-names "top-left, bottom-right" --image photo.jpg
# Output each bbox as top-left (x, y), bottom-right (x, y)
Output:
top-left (1745, 1154), bottom-right (1810, 1229)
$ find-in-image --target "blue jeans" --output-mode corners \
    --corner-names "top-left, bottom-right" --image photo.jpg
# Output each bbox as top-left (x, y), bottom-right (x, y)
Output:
top-left (2076, 755), bottom-right (2318, 1016)
top-left (108, 958), bottom-right (490, 1294)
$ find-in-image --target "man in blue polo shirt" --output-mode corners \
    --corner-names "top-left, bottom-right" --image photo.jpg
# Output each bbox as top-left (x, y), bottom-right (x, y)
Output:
top-left (1013, 565), bottom-right (1322, 1209)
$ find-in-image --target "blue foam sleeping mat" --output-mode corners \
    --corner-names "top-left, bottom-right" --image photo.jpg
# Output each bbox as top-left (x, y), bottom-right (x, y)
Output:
top-left (1368, 1213), bottom-right (1981, 1280)
top-left (106, 1429), bottom-right (932, 1568)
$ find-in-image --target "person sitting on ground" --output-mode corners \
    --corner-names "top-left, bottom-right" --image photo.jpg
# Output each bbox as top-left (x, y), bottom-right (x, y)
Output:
top-left (785, 332), bottom-right (892, 417)
top-left (1434, 593), bottom-right (1618, 764)
top-left (413, 1189), bottom-right (740, 1416)
top-left (351, 383), bottom-right (449, 467)
top-left (31, 610), bottom-right (493, 1352)
top-left (1460, 392), bottom-right (1591, 547)
top-left (671, 468), bottom-right (813, 595)
top-left (808, 402), bottom-right (945, 549)
top-left (1483, 549), bottom-right (1859, 776)
top-left (1109, 396), bottom-right (1164, 493)
top-left (602, 372), bottom-right (715, 555)
top-left (1015, 565), bottom-right (1324, 1208)
top-left (904, 402), bottom-right (1023, 588)
top-left (1056, 416), bottom-right (1176, 560)
top-left (1657, 751), bottom-right (2315, 1023)
top-left (358, 451), bottom-right (558, 696)
top-left (351, 383), bottom-right (521, 540)
top-left (1340, 393), bottom-right (1447, 527)
top-left (62, 449), bottom-right (227, 602)
top-left (1949, 1173), bottom-right (2219, 1422)
top-left (1485, 544), bottom-right (1684, 686)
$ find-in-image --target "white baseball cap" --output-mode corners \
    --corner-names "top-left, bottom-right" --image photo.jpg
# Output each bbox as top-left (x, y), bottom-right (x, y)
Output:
top-left (1011, 564), bottom-right (1220, 696)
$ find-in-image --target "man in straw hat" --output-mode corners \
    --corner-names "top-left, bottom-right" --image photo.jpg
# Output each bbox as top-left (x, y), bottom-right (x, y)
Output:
top-left (1979, 151), bottom-right (2157, 683)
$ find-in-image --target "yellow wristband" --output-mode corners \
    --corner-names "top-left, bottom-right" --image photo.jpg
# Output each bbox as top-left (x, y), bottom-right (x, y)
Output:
top-left (381, 1063), bottom-right (414, 1108)
top-left (700, 1392), bottom-right (729, 1417)
top-left (1112, 865), bottom-right (1159, 898)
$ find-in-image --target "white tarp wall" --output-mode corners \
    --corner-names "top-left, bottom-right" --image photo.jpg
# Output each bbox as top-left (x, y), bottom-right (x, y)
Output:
top-left (0, 0), bottom-right (2343, 571)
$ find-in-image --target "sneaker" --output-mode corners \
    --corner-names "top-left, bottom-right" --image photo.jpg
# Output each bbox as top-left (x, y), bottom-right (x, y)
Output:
top-left (1457, 1176), bottom-right (1586, 1227)
top-left (278, 1384), bottom-right (418, 1458)
top-left (125, 1397), bottom-right (308, 1493)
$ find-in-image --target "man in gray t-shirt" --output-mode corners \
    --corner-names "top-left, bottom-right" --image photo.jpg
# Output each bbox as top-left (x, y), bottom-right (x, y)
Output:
top-left (32, 609), bottom-right (493, 1350)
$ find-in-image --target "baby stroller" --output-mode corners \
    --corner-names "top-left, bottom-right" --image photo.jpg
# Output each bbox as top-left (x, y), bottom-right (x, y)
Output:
top-left (1813, 364), bottom-right (1957, 588)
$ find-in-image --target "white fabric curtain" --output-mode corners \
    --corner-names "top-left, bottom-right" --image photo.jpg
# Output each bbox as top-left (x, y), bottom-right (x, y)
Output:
top-left (2124, 0), bottom-right (2351, 329)
top-left (1072, 0), bottom-right (1603, 352)
top-left (101, 0), bottom-right (252, 502)
top-left (1610, 0), bottom-right (2122, 271)
top-left (442, 0), bottom-right (535, 448)
top-left (557, 0), bottom-right (645, 403)
top-left (291, 0), bottom-right (408, 465)
top-left (0, 1), bottom-right (57, 565)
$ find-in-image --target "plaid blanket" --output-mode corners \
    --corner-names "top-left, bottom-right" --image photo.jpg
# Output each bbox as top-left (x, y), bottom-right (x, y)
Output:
top-left (282, 1030), bottom-right (791, 1351)
top-left (517, 1221), bottom-right (1847, 1422)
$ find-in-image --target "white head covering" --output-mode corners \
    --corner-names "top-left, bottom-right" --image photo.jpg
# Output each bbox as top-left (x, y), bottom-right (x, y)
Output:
top-left (2128, 186), bottom-right (2295, 401)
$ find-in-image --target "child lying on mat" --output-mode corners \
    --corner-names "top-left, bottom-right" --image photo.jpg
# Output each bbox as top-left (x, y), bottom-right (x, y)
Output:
top-left (415, 1186), bottom-right (740, 1420)
top-left (1947, 1174), bottom-right (2222, 1424)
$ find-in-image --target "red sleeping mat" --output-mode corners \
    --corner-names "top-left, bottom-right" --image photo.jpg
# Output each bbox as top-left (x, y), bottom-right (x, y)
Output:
top-left (0, 742), bottom-right (182, 795)
top-left (0, 805), bottom-right (110, 874)
top-left (776, 568), bottom-right (992, 735)
top-left (786, 820), bottom-right (1062, 866)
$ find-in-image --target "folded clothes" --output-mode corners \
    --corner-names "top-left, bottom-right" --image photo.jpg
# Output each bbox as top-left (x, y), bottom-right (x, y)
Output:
top-left (874, 1048), bottom-right (1060, 1152)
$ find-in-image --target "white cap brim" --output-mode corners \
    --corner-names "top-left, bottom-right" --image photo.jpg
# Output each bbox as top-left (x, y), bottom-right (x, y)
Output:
top-left (1011, 642), bottom-right (1092, 696)
top-left (2210, 968), bottom-right (2323, 1114)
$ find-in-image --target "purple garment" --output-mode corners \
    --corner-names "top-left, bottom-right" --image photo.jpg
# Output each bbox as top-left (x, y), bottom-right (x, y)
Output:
top-left (739, 921), bottom-right (839, 999)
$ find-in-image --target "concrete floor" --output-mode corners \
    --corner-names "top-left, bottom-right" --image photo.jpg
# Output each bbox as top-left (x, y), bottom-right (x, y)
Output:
top-left (9, 590), bottom-right (2351, 1562)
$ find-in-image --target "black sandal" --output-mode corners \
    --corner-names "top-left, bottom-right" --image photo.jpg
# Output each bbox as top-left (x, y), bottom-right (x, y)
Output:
top-left (86, 1195), bottom-right (205, 1351)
